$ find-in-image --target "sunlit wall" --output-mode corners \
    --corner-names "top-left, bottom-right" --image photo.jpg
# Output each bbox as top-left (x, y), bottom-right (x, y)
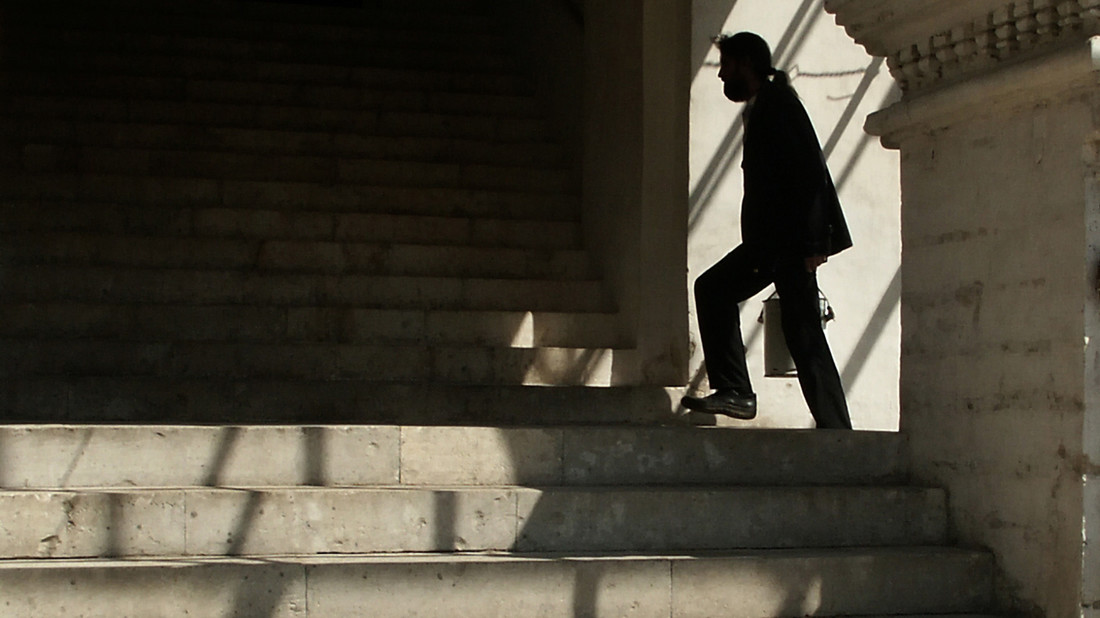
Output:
top-left (689, 0), bottom-right (902, 429)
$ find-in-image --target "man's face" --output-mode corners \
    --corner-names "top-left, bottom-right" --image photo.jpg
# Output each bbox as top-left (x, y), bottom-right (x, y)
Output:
top-left (718, 55), bottom-right (752, 102)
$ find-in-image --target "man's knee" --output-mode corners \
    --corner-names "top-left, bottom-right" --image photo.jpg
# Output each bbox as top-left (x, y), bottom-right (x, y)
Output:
top-left (694, 270), bottom-right (718, 299)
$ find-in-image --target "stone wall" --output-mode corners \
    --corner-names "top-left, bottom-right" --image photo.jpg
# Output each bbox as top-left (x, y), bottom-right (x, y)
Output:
top-left (689, 0), bottom-right (902, 429)
top-left (581, 0), bottom-right (692, 386)
top-left (827, 0), bottom-right (1100, 612)
top-left (897, 93), bottom-right (1088, 618)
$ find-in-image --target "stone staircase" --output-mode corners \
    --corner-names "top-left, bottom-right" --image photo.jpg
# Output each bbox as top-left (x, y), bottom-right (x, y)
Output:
top-left (0, 1), bottom-right (1001, 616)
top-left (0, 424), bottom-right (997, 617)
top-left (0, 0), bottom-right (669, 424)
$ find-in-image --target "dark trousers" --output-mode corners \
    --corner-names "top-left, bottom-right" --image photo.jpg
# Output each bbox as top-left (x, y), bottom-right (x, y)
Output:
top-left (694, 245), bottom-right (852, 429)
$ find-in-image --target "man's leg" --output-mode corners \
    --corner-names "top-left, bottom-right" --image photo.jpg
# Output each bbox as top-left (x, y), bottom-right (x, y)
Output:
top-left (693, 245), bottom-right (771, 394)
top-left (773, 262), bottom-right (852, 429)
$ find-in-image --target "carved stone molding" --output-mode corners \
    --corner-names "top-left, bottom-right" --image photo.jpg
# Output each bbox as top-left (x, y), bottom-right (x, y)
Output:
top-left (826, 0), bottom-right (1100, 92)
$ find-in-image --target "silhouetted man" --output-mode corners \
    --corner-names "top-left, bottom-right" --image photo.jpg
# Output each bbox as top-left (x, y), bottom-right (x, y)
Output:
top-left (682, 32), bottom-right (853, 429)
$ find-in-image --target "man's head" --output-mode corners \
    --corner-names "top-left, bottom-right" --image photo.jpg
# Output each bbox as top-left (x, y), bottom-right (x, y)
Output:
top-left (714, 32), bottom-right (773, 102)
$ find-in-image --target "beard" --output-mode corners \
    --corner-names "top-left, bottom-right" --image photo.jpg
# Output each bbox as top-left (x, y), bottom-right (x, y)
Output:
top-left (723, 79), bottom-right (751, 102)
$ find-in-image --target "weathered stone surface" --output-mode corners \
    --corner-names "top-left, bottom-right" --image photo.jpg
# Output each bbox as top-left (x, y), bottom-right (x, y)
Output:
top-left (0, 558), bottom-right (308, 617)
top-left (307, 554), bottom-right (670, 618)
top-left (399, 426), bottom-right (563, 486)
top-left (0, 491), bottom-right (186, 558)
top-left (671, 548), bottom-right (992, 618)
top-left (562, 427), bottom-right (906, 485)
top-left (0, 425), bottom-right (400, 489)
top-left (515, 486), bottom-right (945, 551)
top-left (0, 550), bottom-right (992, 617)
top-left (0, 381), bottom-right (676, 424)
top-left (0, 484), bottom-right (943, 558)
top-left (0, 425), bottom-right (911, 488)
top-left (184, 488), bottom-right (516, 555)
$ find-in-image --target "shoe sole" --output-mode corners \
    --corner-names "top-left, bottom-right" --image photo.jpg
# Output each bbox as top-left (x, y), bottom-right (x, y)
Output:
top-left (709, 406), bottom-right (757, 420)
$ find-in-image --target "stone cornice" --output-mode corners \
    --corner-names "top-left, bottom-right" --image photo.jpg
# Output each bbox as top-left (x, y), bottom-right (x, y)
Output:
top-left (866, 36), bottom-right (1100, 146)
top-left (826, 0), bottom-right (1100, 92)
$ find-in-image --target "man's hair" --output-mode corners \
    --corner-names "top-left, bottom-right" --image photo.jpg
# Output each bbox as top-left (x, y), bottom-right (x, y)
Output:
top-left (714, 31), bottom-right (789, 85)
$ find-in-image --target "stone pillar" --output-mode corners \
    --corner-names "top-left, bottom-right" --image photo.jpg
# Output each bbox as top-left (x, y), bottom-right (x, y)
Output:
top-left (826, 1), bottom-right (1100, 616)
top-left (582, 0), bottom-right (692, 386)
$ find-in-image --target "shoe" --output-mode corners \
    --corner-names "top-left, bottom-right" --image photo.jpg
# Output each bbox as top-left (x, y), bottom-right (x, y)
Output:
top-left (681, 389), bottom-right (757, 420)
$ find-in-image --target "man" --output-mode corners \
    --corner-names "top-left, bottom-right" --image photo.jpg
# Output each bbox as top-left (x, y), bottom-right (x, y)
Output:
top-left (682, 32), bottom-right (853, 429)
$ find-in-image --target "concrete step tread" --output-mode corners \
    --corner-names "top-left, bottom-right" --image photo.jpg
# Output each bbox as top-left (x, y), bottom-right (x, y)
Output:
top-left (12, 30), bottom-right (514, 76)
top-left (0, 425), bottom-right (906, 489)
top-left (14, 148), bottom-right (574, 192)
top-left (2, 66), bottom-right (535, 100)
top-left (0, 380), bottom-right (676, 424)
top-left (2, 92), bottom-right (545, 125)
top-left (0, 484), bottom-right (932, 493)
top-left (1, 232), bottom-right (593, 278)
top-left (0, 484), bottom-right (946, 556)
top-left (3, 265), bottom-right (611, 312)
top-left (3, 120), bottom-right (563, 163)
top-left (6, 110), bottom-right (554, 146)
top-left (12, 0), bottom-right (502, 34)
top-left (0, 339), bottom-right (631, 354)
top-left (2, 230), bottom-right (583, 251)
top-left (0, 303), bottom-right (627, 348)
top-left (1, 174), bottom-right (583, 219)
top-left (0, 547), bottom-right (995, 617)
top-left (0, 546), bottom-right (989, 565)
top-left (7, 167), bottom-right (574, 197)
top-left (1, 339), bottom-right (638, 385)
top-left (9, 43), bottom-right (522, 78)
top-left (0, 202), bottom-right (583, 247)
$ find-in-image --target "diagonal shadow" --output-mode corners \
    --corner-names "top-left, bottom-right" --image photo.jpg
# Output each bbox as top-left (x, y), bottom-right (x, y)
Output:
top-left (303, 426), bottom-right (327, 486)
top-left (835, 87), bottom-right (900, 191)
top-left (225, 490), bottom-right (265, 557)
top-left (227, 555), bottom-right (293, 618)
top-left (58, 427), bottom-right (95, 488)
top-left (202, 426), bottom-right (242, 487)
top-left (692, 0), bottom-right (739, 73)
top-left (689, 0), bottom-right (825, 233)
top-left (822, 57), bottom-right (884, 160)
top-left (841, 266), bottom-right (900, 390)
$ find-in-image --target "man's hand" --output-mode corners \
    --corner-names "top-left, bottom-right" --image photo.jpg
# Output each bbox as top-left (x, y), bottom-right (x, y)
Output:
top-left (805, 255), bottom-right (827, 273)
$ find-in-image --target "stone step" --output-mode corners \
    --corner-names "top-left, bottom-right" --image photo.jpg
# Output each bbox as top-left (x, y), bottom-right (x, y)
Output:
top-left (11, 0), bottom-right (503, 38)
top-left (0, 380), bottom-right (677, 424)
top-left (2, 91), bottom-right (543, 127)
top-left (1, 67), bottom-right (534, 101)
top-left (12, 26), bottom-right (513, 72)
top-left (0, 548), bottom-right (994, 617)
top-left (1, 120), bottom-right (563, 166)
top-left (1, 266), bottom-right (609, 311)
top-left (0, 304), bottom-right (627, 347)
top-left (9, 41), bottom-right (521, 77)
top-left (0, 426), bottom-right (906, 489)
top-left (0, 174), bottom-right (582, 220)
top-left (13, 147), bottom-right (572, 193)
top-left (0, 233), bottom-right (593, 279)
top-left (0, 485), bottom-right (944, 558)
top-left (0, 340), bottom-right (638, 385)
top-left (0, 202), bottom-right (582, 248)
top-left (13, 19), bottom-right (512, 59)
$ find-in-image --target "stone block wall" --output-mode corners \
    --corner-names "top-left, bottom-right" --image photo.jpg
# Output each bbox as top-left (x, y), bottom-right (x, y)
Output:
top-left (900, 96), bottom-right (1090, 615)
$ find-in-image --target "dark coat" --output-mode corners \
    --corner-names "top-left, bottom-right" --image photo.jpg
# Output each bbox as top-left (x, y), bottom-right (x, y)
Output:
top-left (740, 79), bottom-right (852, 261)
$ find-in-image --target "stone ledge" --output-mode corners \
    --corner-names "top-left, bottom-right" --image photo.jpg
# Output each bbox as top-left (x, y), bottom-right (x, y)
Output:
top-left (827, 0), bottom-right (1100, 93)
top-left (865, 36), bottom-right (1100, 145)
top-left (0, 548), bottom-right (993, 618)
top-left (0, 425), bottom-right (905, 489)
top-left (0, 485), bottom-right (946, 557)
